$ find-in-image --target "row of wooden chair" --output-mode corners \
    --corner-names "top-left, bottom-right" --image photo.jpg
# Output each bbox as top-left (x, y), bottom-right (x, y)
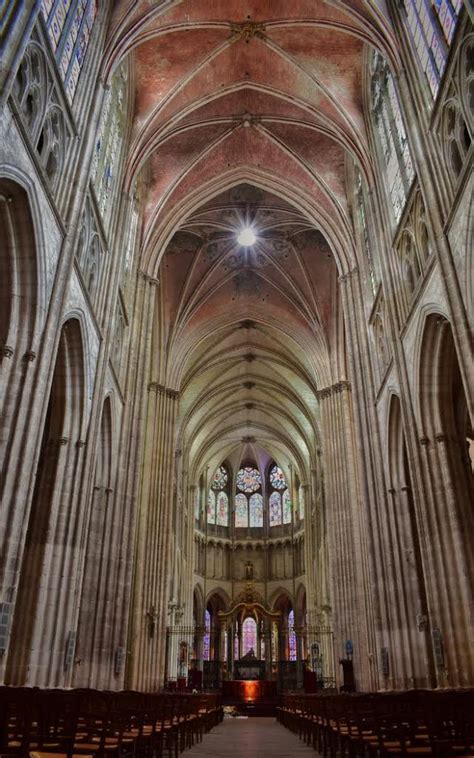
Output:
top-left (0, 687), bottom-right (223, 758)
top-left (277, 689), bottom-right (474, 757)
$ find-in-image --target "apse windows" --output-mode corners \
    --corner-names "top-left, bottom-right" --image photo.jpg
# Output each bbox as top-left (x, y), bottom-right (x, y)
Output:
top-left (41, 0), bottom-right (97, 103)
top-left (235, 467), bottom-right (263, 528)
top-left (288, 610), bottom-right (297, 661)
top-left (269, 464), bottom-right (292, 527)
top-left (242, 617), bottom-right (257, 655)
top-left (405, 0), bottom-right (462, 97)
top-left (203, 609), bottom-right (211, 661)
top-left (207, 465), bottom-right (229, 526)
top-left (371, 52), bottom-right (415, 225)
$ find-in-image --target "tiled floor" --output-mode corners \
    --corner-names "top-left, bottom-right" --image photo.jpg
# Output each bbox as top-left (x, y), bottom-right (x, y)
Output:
top-left (187, 716), bottom-right (318, 756)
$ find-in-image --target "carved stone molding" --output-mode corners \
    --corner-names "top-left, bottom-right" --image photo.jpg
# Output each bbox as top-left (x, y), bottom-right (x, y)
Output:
top-left (243, 381), bottom-right (255, 390)
top-left (148, 381), bottom-right (179, 399)
top-left (419, 436), bottom-right (430, 447)
top-left (230, 21), bottom-right (266, 42)
top-left (233, 112), bottom-right (261, 128)
top-left (139, 270), bottom-right (160, 287)
top-left (0, 345), bottom-right (14, 358)
top-left (338, 267), bottom-right (359, 284)
top-left (23, 350), bottom-right (36, 362)
top-left (315, 380), bottom-right (351, 400)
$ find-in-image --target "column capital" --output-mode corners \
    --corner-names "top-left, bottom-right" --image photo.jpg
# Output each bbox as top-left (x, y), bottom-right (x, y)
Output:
top-left (139, 270), bottom-right (160, 287)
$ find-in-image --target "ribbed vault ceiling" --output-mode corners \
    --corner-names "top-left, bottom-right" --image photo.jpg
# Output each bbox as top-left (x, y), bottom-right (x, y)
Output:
top-left (105, 0), bottom-right (397, 485)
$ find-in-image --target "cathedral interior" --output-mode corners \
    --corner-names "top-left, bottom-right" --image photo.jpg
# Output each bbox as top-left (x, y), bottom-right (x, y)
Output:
top-left (1, 0), bottom-right (473, 750)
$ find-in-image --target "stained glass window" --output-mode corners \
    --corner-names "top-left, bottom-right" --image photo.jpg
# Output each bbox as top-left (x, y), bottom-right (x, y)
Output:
top-left (283, 489), bottom-right (292, 524)
top-left (92, 64), bottom-right (127, 221)
top-left (207, 491), bottom-right (216, 524)
top-left (269, 465), bottom-right (287, 490)
top-left (242, 617), bottom-right (257, 656)
top-left (236, 467), bottom-right (261, 493)
top-left (249, 493), bottom-right (263, 527)
top-left (41, 0), bottom-right (97, 103)
top-left (371, 52), bottom-right (415, 225)
top-left (269, 491), bottom-right (282, 527)
top-left (234, 632), bottom-right (240, 660)
top-left (203, 609), bottom-right (211, 661)
top-left (404, 0), bottom-right (452, 97)
top-left (298, 486), bottom-right (305, 520)
top-left (211, 466), bottom-right (228, 490)
top-left (272, 622), bottom-right (278, 662)
top-left (216, 491), bottom-right (228, 527)
top-left (355, 167), bottom-right (377, 296)
top-left (235, 493), bottom-right (248, 528)
top-left (288, 610), bottom-right (297, 662)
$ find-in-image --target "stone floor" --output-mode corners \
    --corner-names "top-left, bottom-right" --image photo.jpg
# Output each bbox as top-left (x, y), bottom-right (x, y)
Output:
top-left (187, 717), bottom-right (318, 756)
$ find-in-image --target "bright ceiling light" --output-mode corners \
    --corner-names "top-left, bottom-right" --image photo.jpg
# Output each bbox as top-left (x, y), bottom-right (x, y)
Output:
top-left (237, 227), bottom-right (256, 246)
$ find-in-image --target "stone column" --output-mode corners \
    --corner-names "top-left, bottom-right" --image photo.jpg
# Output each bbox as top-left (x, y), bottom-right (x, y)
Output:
top-left (128, 377), bottom-right (180, 690)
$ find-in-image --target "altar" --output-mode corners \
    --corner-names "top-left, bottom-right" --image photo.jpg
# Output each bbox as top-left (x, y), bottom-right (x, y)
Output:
top-left (222, 678), bottom-right (277, 703)
top-left (233, 650), bottom-right (265, 680)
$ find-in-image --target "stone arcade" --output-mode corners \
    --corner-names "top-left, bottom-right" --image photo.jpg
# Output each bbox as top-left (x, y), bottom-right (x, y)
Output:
top-left (0, 0), bottom-right (473, 724)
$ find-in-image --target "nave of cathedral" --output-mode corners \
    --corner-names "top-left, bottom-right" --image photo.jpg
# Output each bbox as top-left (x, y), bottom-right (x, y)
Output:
top-left (1, 0), bottom-right (473, 752)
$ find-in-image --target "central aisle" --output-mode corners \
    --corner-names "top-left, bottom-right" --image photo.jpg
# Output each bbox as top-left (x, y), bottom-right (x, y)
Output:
top-left (188, 717), bottom-right (317, 757)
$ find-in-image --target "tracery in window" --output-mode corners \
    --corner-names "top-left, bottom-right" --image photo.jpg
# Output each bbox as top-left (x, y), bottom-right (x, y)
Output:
top-left (91, 64), bottom-right (127, 221)
top-left (235, 466), bottom-right (263, 528)
top-left (207, 464), bottom-right (229, 526)
top-left (236, 466), bottom-right (261, 493)
top-left (269, 464), bottom-right (291, 527)
top-left (211, 466), bottom-right (228, 490)
top-left (41, 0), bottom-right (97, 103)
top-left (404, 0), bottom-right (456, 97)
top-left (371, 52), bottom-right (415, 224)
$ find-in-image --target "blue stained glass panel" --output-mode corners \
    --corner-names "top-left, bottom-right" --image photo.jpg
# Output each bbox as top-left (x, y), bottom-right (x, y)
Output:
top-left (288, 610), bottom-right (297, 661)
top-left (203, 609), bottom-right (211, 661)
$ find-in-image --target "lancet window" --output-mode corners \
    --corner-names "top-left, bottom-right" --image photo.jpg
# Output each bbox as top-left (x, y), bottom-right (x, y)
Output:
top-left (203, 609), bottom-right (211, 661)
top-left (242, 617), bottom-right (257, 655)
top-left (269, 464), bottom-right (292, 527)
top-left (288, 609), bottom-right (297, 661)
top-left (207, 465), bottom-right (229, 526)
top-left (354, 167), bottom-right (378, 296)
top-left (40, 0), bottom-right (97, 103)
top-left (91, 63), bottom-right (127, 221)
top-left (371, 52), bottom-right (415, 225)
top-left (235, 467), bottom-right (263, 528)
